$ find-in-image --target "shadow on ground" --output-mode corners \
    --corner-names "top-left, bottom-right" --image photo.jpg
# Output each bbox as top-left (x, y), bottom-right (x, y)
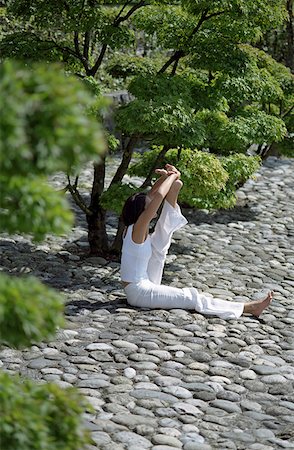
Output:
top-left (184, 204), bottom-right (259, 226)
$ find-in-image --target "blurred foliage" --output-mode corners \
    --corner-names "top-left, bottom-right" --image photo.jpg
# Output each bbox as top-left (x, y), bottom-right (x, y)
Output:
top-left (0, 60), bottom-right (106, 177)
top-left (0, 273), bottom-right (64, 348)
top-left (0, 60), bottom-right (106, 450)
top-left (0, 176), bottom-right (73, 241)
top-left (0, 372), bottom-right (91, 450)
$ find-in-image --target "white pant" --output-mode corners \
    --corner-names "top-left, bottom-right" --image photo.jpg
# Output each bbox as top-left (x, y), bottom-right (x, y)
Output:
top-left (125, 201), bottom-right (244, 320)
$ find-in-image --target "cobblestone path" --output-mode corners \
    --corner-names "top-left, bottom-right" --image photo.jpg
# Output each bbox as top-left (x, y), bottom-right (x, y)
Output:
top-left (1, 157), bottom-right (294, 450)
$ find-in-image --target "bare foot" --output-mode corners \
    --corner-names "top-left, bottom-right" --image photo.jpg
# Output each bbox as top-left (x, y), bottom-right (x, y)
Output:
top-left (243, 291), bottom-right (274, 317)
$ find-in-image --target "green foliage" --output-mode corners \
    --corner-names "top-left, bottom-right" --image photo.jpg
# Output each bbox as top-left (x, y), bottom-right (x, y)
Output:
top-left (197, 107), bottom-right (287, 154)
top-left (0, 176), bottom-right (73, 241)
top-left (0, 31), bottom-right (63, 62)
top-left (100, 182), bottom-right (139, 215)
top-left (275, 135), bottom-right (294, 158)
top-left (0, 372), bottom-right (91, 450)
top-left (224, 109), bottom-right (287, 150)
top-left (211, 153), bottom-right (261, 208)
top-left (133, 5), bottom-right (195, 50)
top-left (0, 60), bottom-right (106, 177)
top-left (0, 273), bottom-right (64, 348)
top-left (129, 147), bottom-right (261, 209)
top-left (106, 54), bottom-right (159, 79)
top-left (106, 132), bottom-right (120, 153)
top-left (116, 75), bottom-right (206, 147)
top-left (0, 60), bottom-right (107, 449)
top-left (129, 147), bottom-right (228, 204)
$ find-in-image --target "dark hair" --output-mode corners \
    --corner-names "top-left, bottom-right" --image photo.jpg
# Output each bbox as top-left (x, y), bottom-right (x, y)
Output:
top-left (122, 192), bottom-right (147, 226)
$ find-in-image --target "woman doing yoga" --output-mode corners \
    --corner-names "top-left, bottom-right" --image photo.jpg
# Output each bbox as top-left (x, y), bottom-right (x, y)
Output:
top-left (120, 164), bottom-right (273, 319)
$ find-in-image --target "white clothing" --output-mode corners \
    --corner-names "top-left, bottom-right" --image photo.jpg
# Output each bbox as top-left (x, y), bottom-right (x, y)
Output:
top-left (121, 200), bottom-right (244, 320)
top-left (120, 225), bottom-right (152, 283)
top-left (125, 280), bottom-right (244, 320)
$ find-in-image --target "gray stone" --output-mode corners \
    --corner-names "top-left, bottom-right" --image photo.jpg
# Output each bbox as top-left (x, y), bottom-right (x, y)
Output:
top-left (112, 414), bottom-right (157, 429)
top-left (210, 400), bottom-right (242, 413)
top-left (152, 434), bottom-right (183, 447)
top-left (91, 431), bottom-right (112, 445)
top-left (173, 403), bottom-right (203, 416)
top-left (77, 378), bottom-right (110, 388)
top-left (2, 158), bottom-right (294, 450)
top-left (130, 389), bottom-right (179, 404)
top-left (115, 431), bottom-right (152, 448)
top-left (162, 386), bottom-right (193, 399)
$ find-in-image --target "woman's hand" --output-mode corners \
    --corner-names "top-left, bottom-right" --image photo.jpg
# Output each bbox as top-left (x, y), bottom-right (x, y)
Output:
top-left (155, 165), bottom-right (181, 179)
top-left (165, 164), bottom-right (181, 179)
top-left (155, 168), bottom-right (168, 177)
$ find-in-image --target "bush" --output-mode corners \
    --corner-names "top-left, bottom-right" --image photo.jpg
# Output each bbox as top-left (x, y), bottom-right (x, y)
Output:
top-left (0, 372), bottom-right (91, 450)
top-left (129, 147), bottom-right (261, 209)
top-left (0, 273), bottom-right (64, 348)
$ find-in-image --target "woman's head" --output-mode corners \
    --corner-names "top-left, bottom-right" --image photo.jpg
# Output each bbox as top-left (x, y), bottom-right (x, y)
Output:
top-left (122, 192), bottom-right (147, 226)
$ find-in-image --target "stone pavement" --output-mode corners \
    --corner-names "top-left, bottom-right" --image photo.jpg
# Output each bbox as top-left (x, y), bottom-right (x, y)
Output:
top-left (0, 157), bottom-right (294, 450)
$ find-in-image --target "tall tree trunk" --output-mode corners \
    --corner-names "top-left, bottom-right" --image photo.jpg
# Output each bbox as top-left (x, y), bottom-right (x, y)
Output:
top-left (86, 157), bottom-right (109, 255)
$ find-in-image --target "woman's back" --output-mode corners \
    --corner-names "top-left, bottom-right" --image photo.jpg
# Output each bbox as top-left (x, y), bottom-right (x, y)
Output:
top-left (120, 225), bottom-right (152, 284)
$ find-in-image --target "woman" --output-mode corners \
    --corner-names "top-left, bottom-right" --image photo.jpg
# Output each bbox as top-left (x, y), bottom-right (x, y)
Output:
top-left (120, 164), bottom-right (273, 319)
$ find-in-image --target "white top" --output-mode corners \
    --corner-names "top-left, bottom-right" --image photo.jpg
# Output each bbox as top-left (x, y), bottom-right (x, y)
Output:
top-left (120, 224), bottom-right (152, 283)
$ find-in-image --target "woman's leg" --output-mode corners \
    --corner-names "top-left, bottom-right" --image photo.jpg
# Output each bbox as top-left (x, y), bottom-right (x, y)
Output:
top-left (243, 291), bottom-right (273, 316)
top-left (125, 281), bottom-right (273, 319)
top-left (147, 181), bottom-right (187, 285)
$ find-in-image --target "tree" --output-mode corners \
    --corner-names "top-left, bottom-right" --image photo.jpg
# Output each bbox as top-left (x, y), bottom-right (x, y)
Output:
top-left (1, 0), bottom-right (292, 255)
top-left (258, 0), bottom-right (294, 73)
top-left (0, 60), bottom-right (106, 450)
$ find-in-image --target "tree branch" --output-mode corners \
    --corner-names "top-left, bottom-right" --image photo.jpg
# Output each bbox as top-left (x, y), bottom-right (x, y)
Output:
top-left (158, 50), bottom-right (184, 74)
top-left (114, 0), bottom-right (146, 26)
top-left (110, 135), bottom-right (139, 187)
top-left (282, 104), bottom-right (294, 118)
top-left (83, 31), bottom-right (91, 59)
top-left (74, 31), bottom-right (90, 72)
top-left (158, 8), bottom-right (227, 74)
top-left (67, 175), bottom-right (93, 216)
top-left (74, 31), bottom-right (81, 56)
top-left (171, 57), bottom-right (180, 75)
top-left (88, 43), bottom-right (108, 76)
top-left (114, 0), bottom-right (133, 23)
top-left (89, 1), bottom-right (146, 76)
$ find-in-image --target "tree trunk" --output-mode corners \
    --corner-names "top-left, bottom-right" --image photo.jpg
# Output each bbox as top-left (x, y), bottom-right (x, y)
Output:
top-left (86, 207), bottom-right (109, 255)
top-left (111, 214), bottom-right (125, 255)
top-left (87, 157), bottom-right (109, 255)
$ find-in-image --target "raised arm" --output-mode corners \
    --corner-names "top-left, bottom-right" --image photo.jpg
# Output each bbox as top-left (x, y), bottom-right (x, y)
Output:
top-left (132, 172), bottom-right (179, 243)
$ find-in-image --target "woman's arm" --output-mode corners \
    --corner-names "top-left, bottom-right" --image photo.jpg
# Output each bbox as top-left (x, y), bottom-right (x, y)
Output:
top-left (147, 171), bottom-right (168, 199)
top-left (132, 172), bottom-right (179, 243)
top-left (165, 179), bottom-right (183, 208)
top-left (148, 165), bottom-right (181, 199)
